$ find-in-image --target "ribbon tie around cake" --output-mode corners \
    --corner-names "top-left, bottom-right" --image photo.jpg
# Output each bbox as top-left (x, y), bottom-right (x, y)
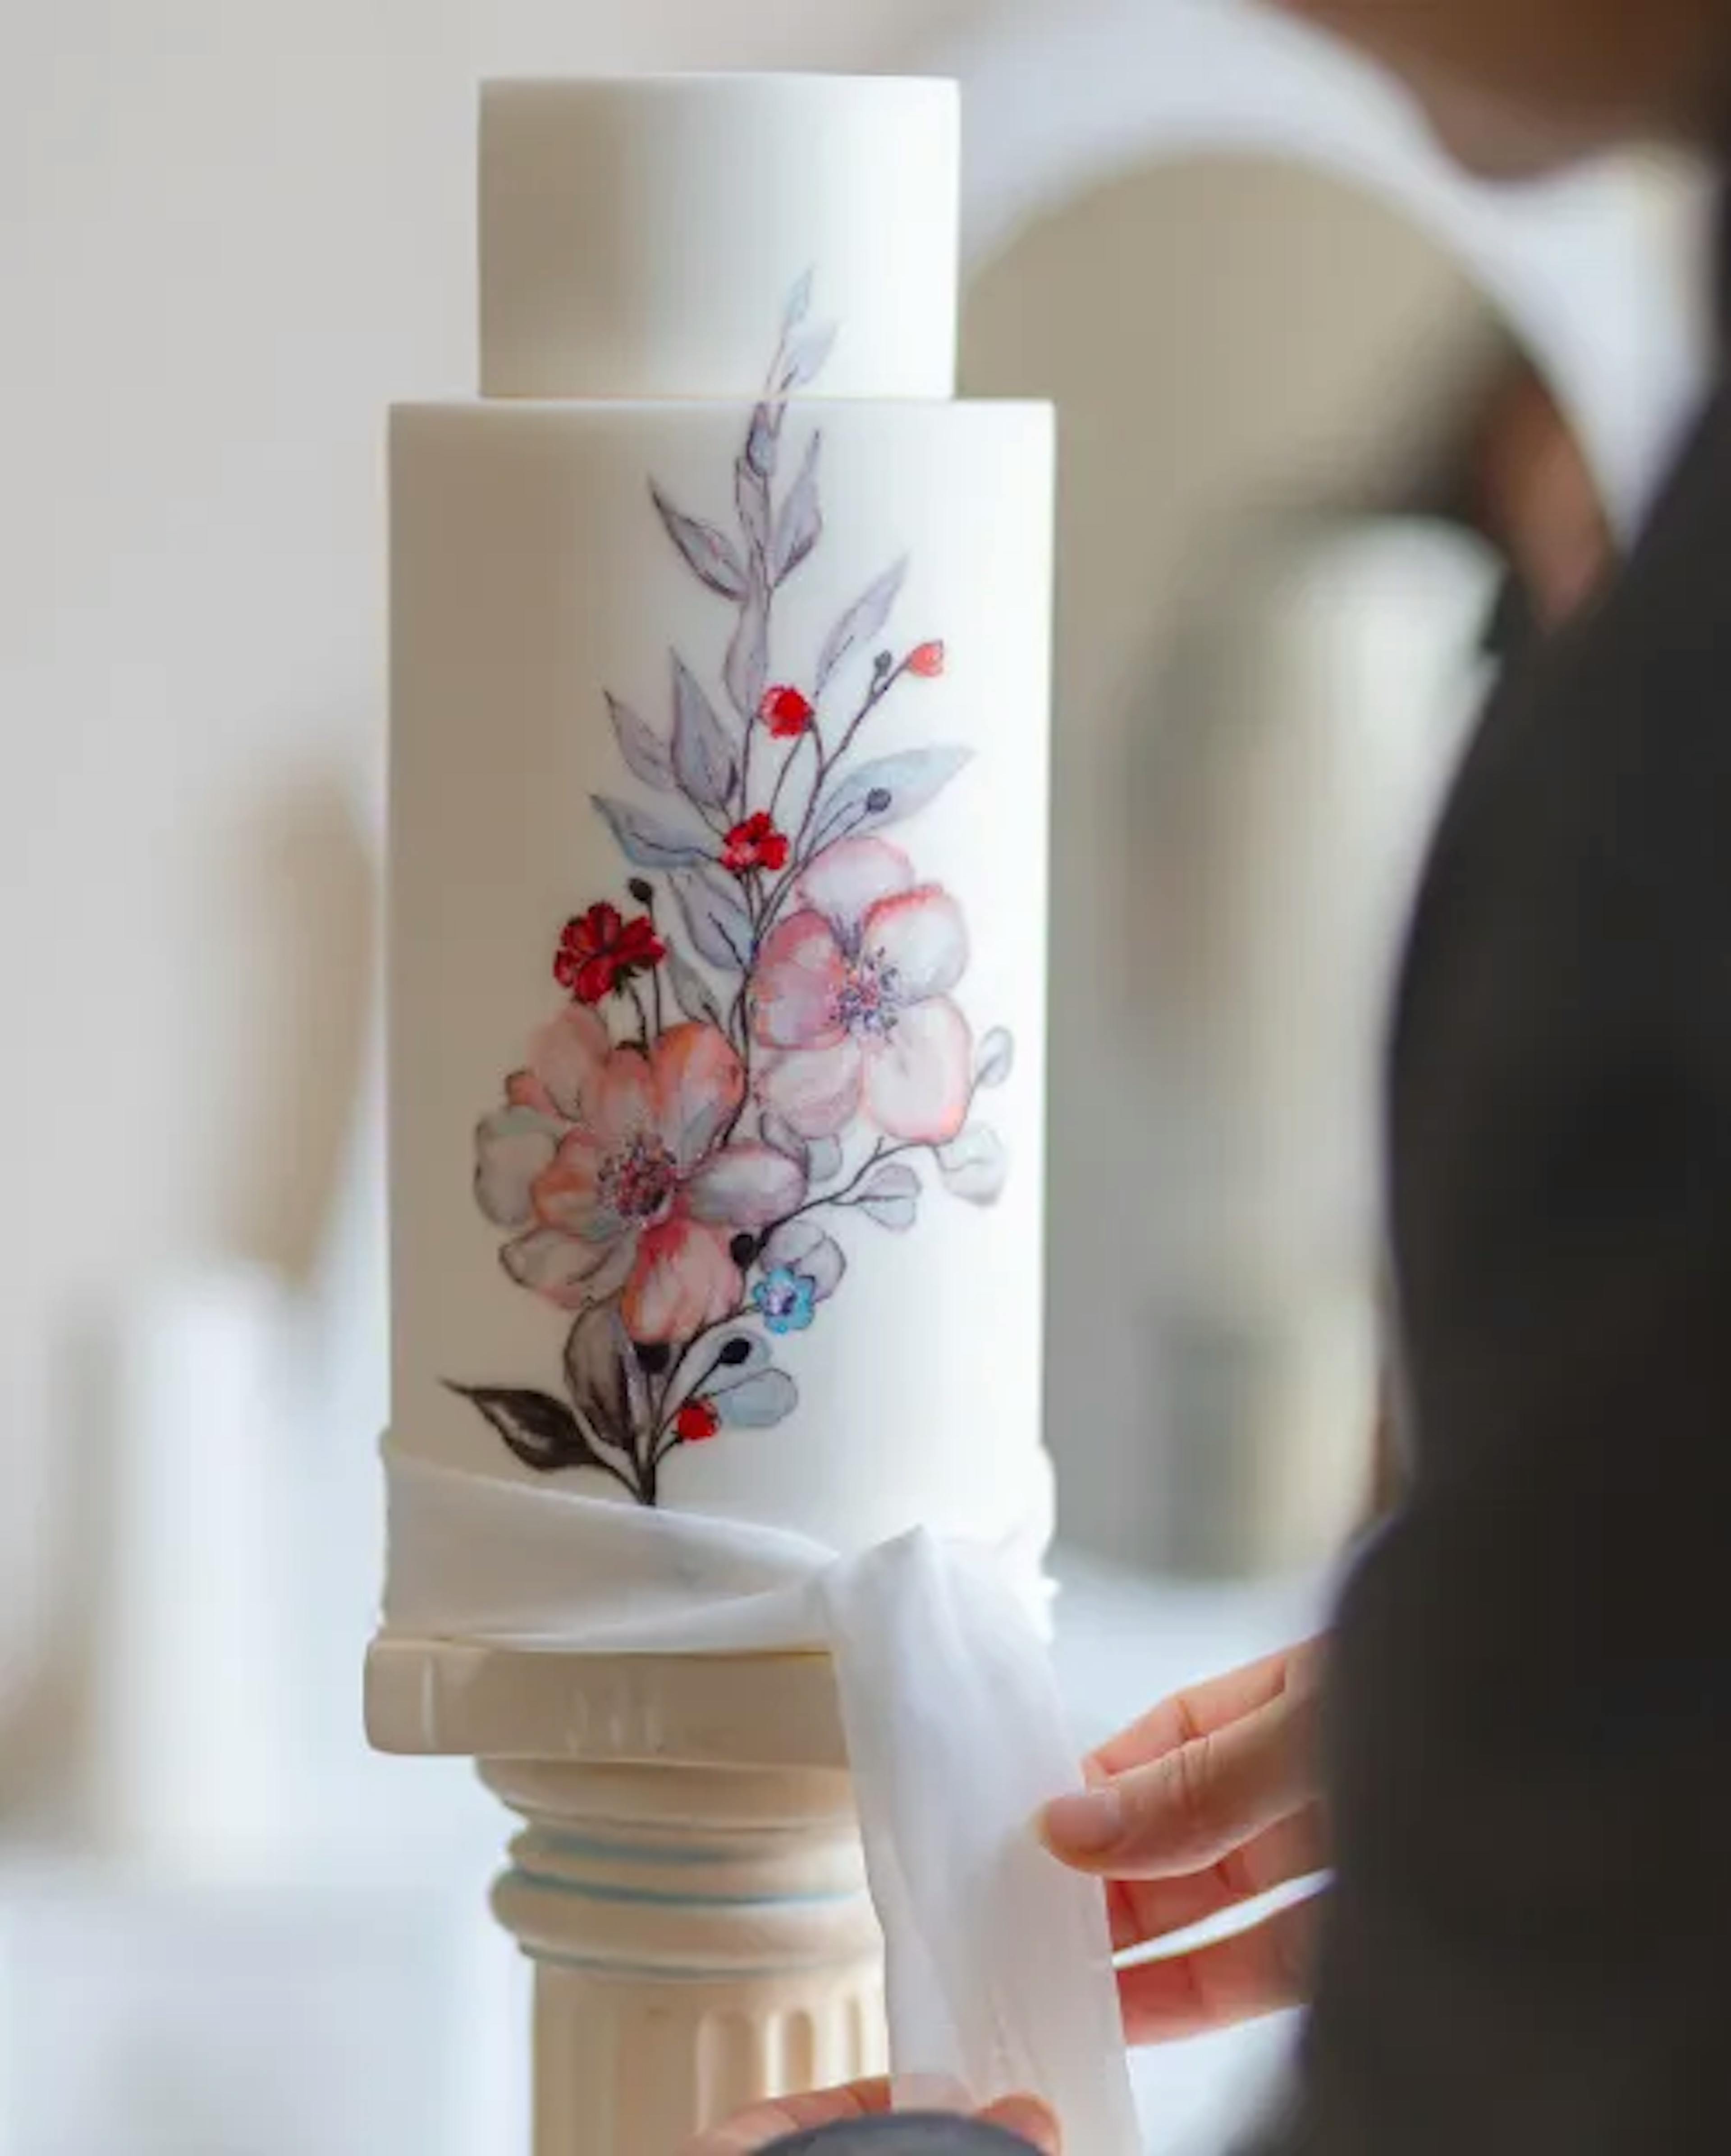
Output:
top-left (383, 1442), bottom-right (1140, 2152)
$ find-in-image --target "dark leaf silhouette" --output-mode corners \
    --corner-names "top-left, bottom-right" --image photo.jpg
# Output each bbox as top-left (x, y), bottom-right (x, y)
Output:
top-left (650, 484), bottom-right (750, 600)
top-left (817, 558), bottom-right (908, 690)
top-left (564, 1305), bottom-right (650, 1453)
top-left (672, 655), bottom-right (738, 810)
top-left (607, 691), bottom-right (675, 792)
top-left (445, 1385), bottom-right (596, 1475)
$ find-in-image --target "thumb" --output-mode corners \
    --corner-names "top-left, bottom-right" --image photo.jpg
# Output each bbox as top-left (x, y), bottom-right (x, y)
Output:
top-left (1043, 1685), bottom-right (1317, 1877)
top-left (977, 2096), bottom-right (1062, 2154)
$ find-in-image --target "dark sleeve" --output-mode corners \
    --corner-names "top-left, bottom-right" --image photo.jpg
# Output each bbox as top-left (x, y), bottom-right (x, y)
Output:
top-left (760, 2121), bottom-right (1042, 2155)
top-left (1250, 403), bottom-right (1731, 2155)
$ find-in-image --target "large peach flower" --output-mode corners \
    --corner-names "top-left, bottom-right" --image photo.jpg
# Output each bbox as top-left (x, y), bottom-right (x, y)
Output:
top-left (476, 1012), bottom-right (806, 1343)
top-left (751, 838), bottom-right (973, 1145)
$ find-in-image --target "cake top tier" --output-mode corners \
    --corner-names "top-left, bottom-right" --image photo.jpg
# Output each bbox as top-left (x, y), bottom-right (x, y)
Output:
top-left (480, 75), bottom-right (961, 401)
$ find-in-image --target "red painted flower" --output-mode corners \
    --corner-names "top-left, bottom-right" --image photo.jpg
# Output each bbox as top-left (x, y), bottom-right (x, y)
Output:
top-left (674, 1398), bottom-right (722, 1444)
top-left (760, 685), bottom-right (815, 739)
top-left (722, 812), bottom-right (792, 877)
top-left (554, 904), bottom-right (665, 1005)
top-left (907, 641), bottom-right (946, 679)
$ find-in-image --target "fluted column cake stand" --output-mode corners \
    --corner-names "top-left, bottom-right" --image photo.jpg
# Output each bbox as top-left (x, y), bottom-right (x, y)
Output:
top-left (365, 1640), bottom-right (882, 2154)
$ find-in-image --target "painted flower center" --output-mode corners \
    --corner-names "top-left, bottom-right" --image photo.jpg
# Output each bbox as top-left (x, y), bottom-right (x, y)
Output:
top-left (600, 1134), bottom-right (680, 1223)
top-left (831, 951), bottom-right (903, 1040)
top-left (760, 1277), bottom-right (803, 1320)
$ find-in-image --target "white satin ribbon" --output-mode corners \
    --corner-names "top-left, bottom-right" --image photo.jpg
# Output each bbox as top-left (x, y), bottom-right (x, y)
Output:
top-left (383, 1443), bottom-right (1140, 2154)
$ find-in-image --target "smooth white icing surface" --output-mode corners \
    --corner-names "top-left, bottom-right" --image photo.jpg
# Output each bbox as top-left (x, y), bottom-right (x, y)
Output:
top-left (481, 77), bottom-right (960, 400)
top-left (389, 395), bottom-right (1054, 1553)
top-left (389, 77), bottom-right (1056, 1571)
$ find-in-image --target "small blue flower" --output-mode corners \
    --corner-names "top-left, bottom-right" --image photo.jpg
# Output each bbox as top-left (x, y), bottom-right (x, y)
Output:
top-left (752, 1266), bottom-right (819, 1337)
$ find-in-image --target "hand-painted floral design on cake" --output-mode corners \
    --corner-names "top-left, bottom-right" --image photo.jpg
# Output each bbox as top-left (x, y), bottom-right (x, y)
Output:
top-left (449, 276), bottom-right (1015, 1506)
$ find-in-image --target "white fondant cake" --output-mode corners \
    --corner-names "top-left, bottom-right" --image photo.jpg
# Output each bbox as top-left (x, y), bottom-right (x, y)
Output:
top-left (481, 76), bottom-right (960, 401)
top-left (388, 76), bottom-right (1057, 1567)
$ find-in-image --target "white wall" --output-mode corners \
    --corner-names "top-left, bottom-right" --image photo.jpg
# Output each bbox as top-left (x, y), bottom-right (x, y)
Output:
top-left (0, 0), bottom-right (1000, 1794)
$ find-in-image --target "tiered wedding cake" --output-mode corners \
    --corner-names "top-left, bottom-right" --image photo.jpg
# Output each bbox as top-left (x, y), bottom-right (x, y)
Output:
top-left (387, 75), bottom-right (1057, 1587)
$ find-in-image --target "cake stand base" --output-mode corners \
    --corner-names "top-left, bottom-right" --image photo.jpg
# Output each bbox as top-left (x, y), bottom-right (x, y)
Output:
top-left (366, 1641), bottom-right (884, 2156)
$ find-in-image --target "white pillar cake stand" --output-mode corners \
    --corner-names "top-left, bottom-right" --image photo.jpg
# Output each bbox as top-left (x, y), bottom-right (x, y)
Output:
top-left (365, 1640), bottom-right (883, 2156)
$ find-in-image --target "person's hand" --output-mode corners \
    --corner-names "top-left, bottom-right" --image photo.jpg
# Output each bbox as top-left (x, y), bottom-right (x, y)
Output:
top-left (1041, 1640), bottom-right (1328, 2045)
top-left (683, 2081), bottom-right (1061, 2155)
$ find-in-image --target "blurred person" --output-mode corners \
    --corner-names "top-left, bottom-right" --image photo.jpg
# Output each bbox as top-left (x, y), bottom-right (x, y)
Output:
top-left (702, 0), bottom-right (1731, 2148)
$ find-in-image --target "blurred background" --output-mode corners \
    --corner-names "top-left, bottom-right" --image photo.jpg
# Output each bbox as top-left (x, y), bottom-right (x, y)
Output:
top-left (0, 0), bottom-right (1713, 2150)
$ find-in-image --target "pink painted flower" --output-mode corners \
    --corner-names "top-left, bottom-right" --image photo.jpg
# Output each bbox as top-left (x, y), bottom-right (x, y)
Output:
top-left (750, 838), bottom-right (973, 1145)
top-left (476, 1010), bottom-right (806, 1343)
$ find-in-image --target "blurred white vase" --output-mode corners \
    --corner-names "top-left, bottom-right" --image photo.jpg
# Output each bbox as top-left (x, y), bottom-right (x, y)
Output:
top-left (1140, 516), bottom-right (1500, 1574)
top-left (92, 1268), bottom-right (301, 1877)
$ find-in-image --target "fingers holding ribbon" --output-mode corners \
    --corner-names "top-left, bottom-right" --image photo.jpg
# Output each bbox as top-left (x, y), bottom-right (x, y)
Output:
top-left (1041, 1640), bottom-right (1331, 2042)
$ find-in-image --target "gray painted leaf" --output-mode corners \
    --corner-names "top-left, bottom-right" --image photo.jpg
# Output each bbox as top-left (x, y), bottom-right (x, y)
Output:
top-left (859, 1192), bottom-right (919, 1233)
top-left (778, 320), bottom-right (838, 394)
top-left (672, 655), bottom-right (737, 810)
top-left (474, 1106), bottom-right (559, 1229)
top-left (938, 1126), bottom-right (1010, 1207)
top-left (783, 267), bottom-right (815, 334)
top-left (564, 1305), bottom-right (650, 1452)
top-left (772, 430), bottom-right (824, 586)
top-left (670, 867), bottom-right (754, 973)
top-left (855, 1158), bottom-right (921, 1233)
top-left (804, 1134), bottom-right (844, 1186)
top-left (746, 402), bottom-right (780, 482)
top-left (724, 576), bottom-right (771, 723)
top-left (736, 454), bottom-right (772, 556)
top-left (701, 1332), bottom-right (772, 1397)
top-left (760, 1112), bottom-right (809, 1165)
top-left (650, 484), bottom-right (750, 600)
top-left (592, 795), bottom-right (714, 870)
top-left (666, 944), bottom-right (724, 1028)
top-left (761, 1219), bottom-right (847, 1301)
top-left (606, 691), bottom-right (675, 792)
top-left (714, 1368), bottom-right (799, 1429)
top-left (814, 746), bottom-right (973, 843)
top-left (974, 1028), bottom-right (1016, 1092)
top-left (817, 558), bottom-right (908, 691)
top-left (857, 1160), bottom-right (921, 1202)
